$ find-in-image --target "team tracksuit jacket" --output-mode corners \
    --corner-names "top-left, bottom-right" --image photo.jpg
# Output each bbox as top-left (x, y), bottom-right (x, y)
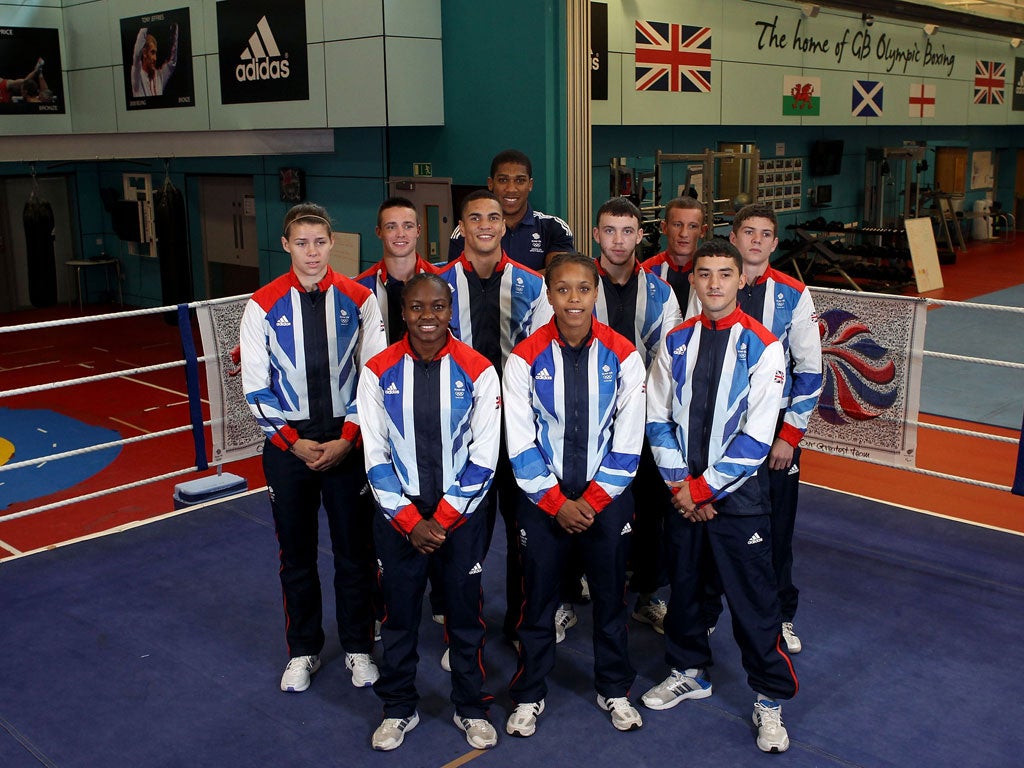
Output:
top-left (355, 256), bottom-right (437, 344)
top-left (595, 259), bottom-right (682, 369)
top-left (737, 266), bottom-right (823, 448)
top-left (641, 250), bottom-right (694, 311)
top-left (359, 333), bottom-right (501, 534)
top-left (436, 251), bottom-right (553, 371)
top-left (240, 266), bottom-right (386, 449)
top-left (646, 305), bottom-right (785, 510)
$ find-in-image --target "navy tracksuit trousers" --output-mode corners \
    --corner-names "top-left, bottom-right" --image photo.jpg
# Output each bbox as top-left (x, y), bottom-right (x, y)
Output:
top-left (509, 491), bottom-right (636, 704)
top-left (664, 509), bottom-right (798, 701)
top-left (373, 507), bottom-right (493, 720)
top-left (262, 442), bottom-right (377, 658)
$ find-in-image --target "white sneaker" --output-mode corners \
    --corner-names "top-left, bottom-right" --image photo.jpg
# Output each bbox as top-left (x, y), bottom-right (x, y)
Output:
top-left (453, 714), bottom-right (498, 749)
top-left (280, 654), bottom-right (320, 692)
top-left (580, 575), bottom-right (591, 602)
top-left (432, 613), bottom-right (445, 625)
top-left (782, 622), bottom-right (802, 654)
top-left (641, 668), bottom-right (712, 710)
top-left (505, 700), bottom-right (545, 737)
top-left (597, 694), bottom-right (643, 731)
top-left (631, 598), bottom-right (667, 634)
top-left (374, 620), bottom-right (382, 642)
top-left (345, 652), bottom-right (379, 687)
top-left (554, 604), bottom-right (577, 644)
top-left (753, 698), bottom-right (790, 753)
top-left (372, 712), bottom-right (419, 751)
top-left (441, 647), bottom-right (451, 672)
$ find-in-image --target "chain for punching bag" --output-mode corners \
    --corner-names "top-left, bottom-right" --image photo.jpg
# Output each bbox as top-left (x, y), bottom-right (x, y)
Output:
top-left (23, 193), bottom-right (58, 308)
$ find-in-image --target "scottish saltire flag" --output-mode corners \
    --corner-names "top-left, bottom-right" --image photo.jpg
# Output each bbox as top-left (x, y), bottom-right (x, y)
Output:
top-left (974, 60), bottom-right (1006, 105)
top-left (909, 83), bottom-right (936, 117)
top-left (852, 80), bottom-right (883, 117)
top-left (782, 76), bottom-right (821, 115)
top-left (634, 20), bottom-right (712, 92)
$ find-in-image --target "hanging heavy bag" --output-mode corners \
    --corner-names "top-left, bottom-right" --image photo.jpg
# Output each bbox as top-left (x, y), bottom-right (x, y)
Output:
top-left (23, 194), bottom-right (58, 308)
top-left (154, 178), bottom-right (192, 323)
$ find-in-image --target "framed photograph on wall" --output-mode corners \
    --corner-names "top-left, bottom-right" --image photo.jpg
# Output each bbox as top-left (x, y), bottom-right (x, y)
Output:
top-left (120, 8), bottom-right (194, 111)
top-left (0, 26), bottom-right (64, 114)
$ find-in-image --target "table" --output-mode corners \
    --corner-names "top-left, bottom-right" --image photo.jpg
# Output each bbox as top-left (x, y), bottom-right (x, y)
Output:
top-left (66, 258), bottom-right (123, 311)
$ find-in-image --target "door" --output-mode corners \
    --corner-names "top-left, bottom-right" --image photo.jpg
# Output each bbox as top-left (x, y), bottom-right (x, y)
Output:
top-left (199, 176), bottom-right (260, 299)
top-left (0, 175), bottom-right (76, 310)
top-left (388, 177), bottom-right (454, 262)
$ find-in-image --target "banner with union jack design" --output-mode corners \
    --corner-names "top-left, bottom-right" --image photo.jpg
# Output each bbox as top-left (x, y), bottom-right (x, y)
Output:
top-left (634, 20), bottom-right (712, 93)
top-left (973, 60), bottom-right (1006, 105)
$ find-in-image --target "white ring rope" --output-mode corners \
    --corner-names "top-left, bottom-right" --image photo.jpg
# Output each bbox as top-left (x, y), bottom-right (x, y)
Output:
top-left (0, 467), bottom-right (201, 524)
top-left (0, 358), bottom-right (215, 400)
top-left (810, 286), bottom-right (1024, 315)
top-left (922, 350), bottom-right (1024, 370)
top-left (0, 423), bottom-right (212, 474)
top-left (912, 420), bottom-right (1019, 444)
top-left (0, 294), bottom-right (251, 335)
top-left (819, 452), bottom-right (1012, 493)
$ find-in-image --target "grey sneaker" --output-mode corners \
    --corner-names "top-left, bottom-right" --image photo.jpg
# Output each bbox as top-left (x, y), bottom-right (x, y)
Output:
top-left (631, 598), bottom-right (667, 634)
top-left (641, 668), bottom-right (712, 710)
top-left (554, 603), bottom-right (577, 644)
top-left (345, 652), bottom-right (379, 687)
top-left (505, 700), bottom-right (545, 737)
top-left (453, 714), bottom-right (498, 749)
top-left (280, 654), bottom-right (320, 692)
top-left (597, 694), bottom-right (643, 731)
top-left (753, 698), bottom-right (790, 753)
top-left (372, 712), bottom-right (419, 751)
top-left (782, 622), bottom-right (802, 654)
top-left (441, 647), bottom-right (451, 672)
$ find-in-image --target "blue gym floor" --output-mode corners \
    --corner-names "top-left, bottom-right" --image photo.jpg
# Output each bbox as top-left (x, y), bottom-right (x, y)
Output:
top-left (2, 484), bottom-right (1022, 768)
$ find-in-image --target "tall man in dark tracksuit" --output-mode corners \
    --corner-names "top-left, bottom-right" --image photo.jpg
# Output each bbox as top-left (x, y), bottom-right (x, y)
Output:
top-left (447, 149), bottom-right (574, 270)
top-left (240, 203), bottom-right (387, 694)
top-left (358, 273), bottom-right (502, 752)
top-left (643, 240), bottom-right (797, 754)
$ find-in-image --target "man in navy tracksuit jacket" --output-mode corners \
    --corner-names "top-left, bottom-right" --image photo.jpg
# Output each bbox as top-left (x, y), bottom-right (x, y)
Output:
top-left (643, 240), bottom-right (797, 754)
top-left (503, 253), bottom-right (646, 737)
top-left (446, 149), bottom-right (574, 270)
top-left (358, 273), bottom-right (501, 752)
top-left (240, 203), bottom-right (387, 693)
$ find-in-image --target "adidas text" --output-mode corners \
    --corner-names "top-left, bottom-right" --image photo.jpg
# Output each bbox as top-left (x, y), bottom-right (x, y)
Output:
top-left (236, 16), bottom-right (291, 83)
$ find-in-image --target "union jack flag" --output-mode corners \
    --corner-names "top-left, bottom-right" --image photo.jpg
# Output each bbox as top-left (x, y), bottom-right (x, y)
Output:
top-left (974, 60), bottom-right (1005, 105)
top-left (635, 20), bottom-right (712, 93)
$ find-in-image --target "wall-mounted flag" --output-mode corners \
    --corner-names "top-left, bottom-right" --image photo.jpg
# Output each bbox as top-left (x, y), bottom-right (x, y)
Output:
top-left (852, 80), bottom-right (883, 118)
top-left (634, 20), bottom-right (711, 93)
top-left (908, 83), bottom-right (936, 118)
top-left (973, 61), bottom-right (1005, 105)
top-left (783, 75), bottom-right (820, 116)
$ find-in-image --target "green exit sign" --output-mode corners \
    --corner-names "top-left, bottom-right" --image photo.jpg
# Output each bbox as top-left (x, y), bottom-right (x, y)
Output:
top-left (413, 163), bottom-right (432, 177)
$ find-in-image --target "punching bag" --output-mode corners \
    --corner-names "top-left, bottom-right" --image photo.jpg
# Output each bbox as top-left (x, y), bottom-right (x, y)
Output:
top-left (154, 176), bottom-right (192, 323)
top-left (23, 193), bottom-right (58, 308)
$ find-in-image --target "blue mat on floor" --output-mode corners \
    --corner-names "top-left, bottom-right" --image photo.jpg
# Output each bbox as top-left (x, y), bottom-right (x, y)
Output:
top-left (921, 285), bottom-right (1024, 429)
top-left (2, 486), bottom-right (1023, 767)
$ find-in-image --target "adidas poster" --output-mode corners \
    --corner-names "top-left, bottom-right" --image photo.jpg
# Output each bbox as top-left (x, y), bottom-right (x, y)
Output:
top-left (216, 0), bottom-right (308, 105)
top-left (119, 8), bottom-right (195, 111)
